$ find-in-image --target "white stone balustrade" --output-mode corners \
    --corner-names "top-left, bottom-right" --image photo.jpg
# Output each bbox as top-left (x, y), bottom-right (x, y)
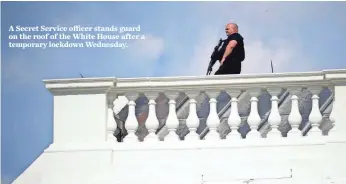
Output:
top-left (43, 69), bottom-right (346, 145)
top-left (10, 69), bottom-right (346, 184)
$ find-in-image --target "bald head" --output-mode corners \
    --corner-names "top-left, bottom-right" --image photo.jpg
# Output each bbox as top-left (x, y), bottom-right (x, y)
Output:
top-left (229, 23), bottom-right (238, 30)
top-left (225, 23), bottom-right (238, 36)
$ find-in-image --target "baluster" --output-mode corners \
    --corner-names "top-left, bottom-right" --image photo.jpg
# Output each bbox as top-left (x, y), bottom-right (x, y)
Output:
top-left (205, 90), bottom-right (221, 140)
top-left (226, 89), bottom-right (242, 139)
top-left (185, 91), bottom-right (200, 141)
top-left (287, 88), bottom-right (303, 137)
top-left (144, 92), bottom-right (160, 142)
top-left (329, 100), bottom-right (336, 135)
top-left (307, 87), bottom-right (323, 136)
top-left (267, 88), bottom-right (282, 138)
top-left (164, 91), bottom-right (180, 141)
top-left (106, 98), bottom-right (117, 142)
top-left (246, 88), bottom-right (262, 139)
top-left (328, 86), bottom-right (336, 136)
top-left (123, 92), bottom-right (139, 142)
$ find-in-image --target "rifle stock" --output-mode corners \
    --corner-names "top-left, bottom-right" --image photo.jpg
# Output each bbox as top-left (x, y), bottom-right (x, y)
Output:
top-left (206, 38), bottom-right (224, 75)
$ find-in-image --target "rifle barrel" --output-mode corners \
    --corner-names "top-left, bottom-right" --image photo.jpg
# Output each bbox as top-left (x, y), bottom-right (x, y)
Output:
top-left (206, 38), bottom-right (224, 76)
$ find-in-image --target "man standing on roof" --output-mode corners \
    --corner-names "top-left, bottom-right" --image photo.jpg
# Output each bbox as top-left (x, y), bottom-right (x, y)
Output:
top-left (215, 22), bottom-right (245, 75)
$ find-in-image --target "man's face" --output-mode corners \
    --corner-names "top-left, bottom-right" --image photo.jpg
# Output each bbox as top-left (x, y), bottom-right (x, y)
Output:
top-left (225, 25), bottom-right (234, 36)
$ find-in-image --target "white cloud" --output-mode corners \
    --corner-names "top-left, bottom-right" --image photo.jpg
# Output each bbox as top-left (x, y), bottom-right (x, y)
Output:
top-left (165, 28), bottom-right (309, 76)
top-left (160, 2), bottom-right (315, 76)
top-left (241, 38), bottom-right (305, 74)
top-left (181, 28), bottom-right (223, 76)
top-left (125, 34), bottom-right (165, 63)
top-left (108, 34), bottom-right (166, 77)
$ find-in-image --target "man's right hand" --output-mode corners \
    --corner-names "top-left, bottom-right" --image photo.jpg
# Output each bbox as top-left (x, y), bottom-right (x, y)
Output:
top-left (220, 59), bottom-right (225, 66)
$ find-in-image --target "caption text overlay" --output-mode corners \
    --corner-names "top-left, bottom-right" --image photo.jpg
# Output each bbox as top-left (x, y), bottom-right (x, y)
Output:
top-left (7, 25), bottom-right (145, 49)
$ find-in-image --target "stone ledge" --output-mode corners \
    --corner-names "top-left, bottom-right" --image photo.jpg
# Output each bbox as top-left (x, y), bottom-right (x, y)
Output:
top-left (43, 136), bottom-right (346, 153)
top-left (43, 77), bottom-right (117, 95)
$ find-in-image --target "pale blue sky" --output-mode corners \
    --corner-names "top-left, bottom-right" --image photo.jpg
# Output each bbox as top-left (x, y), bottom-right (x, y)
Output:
top-left (1, 1), bottom-right (346, 183)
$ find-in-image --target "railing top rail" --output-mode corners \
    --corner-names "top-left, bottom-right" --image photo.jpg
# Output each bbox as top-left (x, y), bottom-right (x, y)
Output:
top-left (117, 70), bottom-right (325, 81)
top-left (42, 77), bottom-right (117, 84)
top-left (42, 69), bottom-right (346, 94)
top-left (112, 70), bottom-right (343, 93)
top-left (114, 72), bottom-right (325, 89)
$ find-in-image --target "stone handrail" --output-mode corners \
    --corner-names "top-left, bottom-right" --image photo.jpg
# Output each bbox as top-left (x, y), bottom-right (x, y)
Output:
top-left (43, 69), bottom-right (346, 145)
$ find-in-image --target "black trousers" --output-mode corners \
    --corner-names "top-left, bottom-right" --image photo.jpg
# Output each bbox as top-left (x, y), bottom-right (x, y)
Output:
top-left (215, 60), bottom-right (242, 75)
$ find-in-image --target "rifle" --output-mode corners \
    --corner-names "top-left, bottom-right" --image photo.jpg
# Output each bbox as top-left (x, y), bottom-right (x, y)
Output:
top-left (206, 38), bottom-right (224, 75)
